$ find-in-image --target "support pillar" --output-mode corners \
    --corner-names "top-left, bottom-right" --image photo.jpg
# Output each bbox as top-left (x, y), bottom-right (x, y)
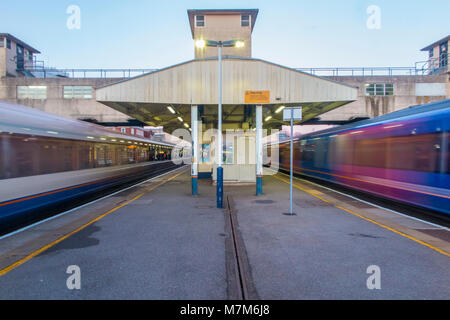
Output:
top-left (191, 105), bottom-right (198, 195)
top-left (256, 105), bottom-right (263, 195)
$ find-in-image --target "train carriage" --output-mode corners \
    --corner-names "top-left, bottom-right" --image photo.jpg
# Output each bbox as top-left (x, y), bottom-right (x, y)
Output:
top-left (269, 99), bottom-right (450, 216)
top-left (0, 102), bottom-right (187, 234)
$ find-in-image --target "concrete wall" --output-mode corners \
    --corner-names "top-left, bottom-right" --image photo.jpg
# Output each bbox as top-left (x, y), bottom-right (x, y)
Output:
top-left (5, 40), bottom-right (19, 77)
top-left (319, 74), bottom-right (449, 121)
top-left (0, 77), bottom-right (131, 122)
top-left (0, 48), bottom-right (5, 78)
top-left (193, 14), bottom-right (252, 59)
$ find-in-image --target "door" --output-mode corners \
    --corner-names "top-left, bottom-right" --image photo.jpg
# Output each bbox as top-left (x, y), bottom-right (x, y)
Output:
top-left (16, 45), bottom-right (24, 70)
top-left (439, 42), bottom-right (448, 68)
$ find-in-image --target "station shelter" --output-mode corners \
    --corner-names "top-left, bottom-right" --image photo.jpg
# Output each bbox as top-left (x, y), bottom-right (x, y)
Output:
top-left (95, 9), bottom-right (357, 203)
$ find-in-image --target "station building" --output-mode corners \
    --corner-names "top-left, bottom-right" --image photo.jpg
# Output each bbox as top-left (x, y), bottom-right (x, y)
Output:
top-left (0, 11), bottom-right (449, 129)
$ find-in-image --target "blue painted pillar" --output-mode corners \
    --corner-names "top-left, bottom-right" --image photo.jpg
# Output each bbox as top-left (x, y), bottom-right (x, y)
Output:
top-left (256, 105), bottom-right (263, 195)
top-left (191, 105), bottom-right (198, 195)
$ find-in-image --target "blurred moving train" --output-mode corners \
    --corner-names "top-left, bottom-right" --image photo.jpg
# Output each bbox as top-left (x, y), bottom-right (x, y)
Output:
top-left (268, 99), bottom-right (450, 216)
top-left (0, 102), bottom-right (189, 234)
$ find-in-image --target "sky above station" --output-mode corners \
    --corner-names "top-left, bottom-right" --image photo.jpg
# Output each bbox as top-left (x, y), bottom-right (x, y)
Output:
top-left (2, 0), bottom-right (449, 70)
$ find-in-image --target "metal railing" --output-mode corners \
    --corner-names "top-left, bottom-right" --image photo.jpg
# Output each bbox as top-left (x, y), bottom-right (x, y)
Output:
top-left (24, 66), bottom-right (157, 78)
top-left (21, 56), bottom-right (448, 79)
top-left (295, 66), bottom-right (428, 77)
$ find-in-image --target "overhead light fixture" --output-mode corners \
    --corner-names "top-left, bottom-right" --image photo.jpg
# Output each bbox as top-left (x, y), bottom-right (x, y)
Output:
top-left (275, 106), bottom-right (285, 113)
top-left (167, 106), bottom-right (176, 114)
top-left (235, 40), bottom-right (245, 48)
top-left (265, 116), bottom-right (272, 122)
top-left (195, 39), bottom-right (206, 49)
top-left (86, 136), bottom-right (94, 139)
top-left (178, 117), bottom-right (183, 122)
top-left (184, 123), bottom-right (189, 128)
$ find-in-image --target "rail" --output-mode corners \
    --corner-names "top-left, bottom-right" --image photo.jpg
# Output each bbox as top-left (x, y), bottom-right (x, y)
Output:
top-left (295, 66), bottom-right (429, 77)
top-left (23, 67), bottom-right (157, 78)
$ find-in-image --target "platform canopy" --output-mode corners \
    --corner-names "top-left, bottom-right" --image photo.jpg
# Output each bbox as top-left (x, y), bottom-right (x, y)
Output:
top-left (96, 56), bottom-right (357, 132)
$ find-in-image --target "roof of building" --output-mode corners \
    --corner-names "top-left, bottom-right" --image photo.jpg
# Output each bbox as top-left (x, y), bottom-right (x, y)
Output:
top-left (420, 35), bottom-right (450, 51)
top-left (95, 56), bottom-right (357, 131)
top-left (187, 9), bottom-right (259, 38)
top-left (0, 33), bottom-right (40, 53)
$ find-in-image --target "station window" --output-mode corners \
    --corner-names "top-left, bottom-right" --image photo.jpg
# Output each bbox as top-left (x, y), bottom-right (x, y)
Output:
top-left (241, 15), bottom-right (250, 27)
top-left (429, 49), bottom-right (434, 58)
top-left (365, 83), bottom-right (394, 96)
top-left (17, 86), bottom-right (47, 99)
top-left (195, 15), bottom-right (205, 27)
top-left (0, 38), bottom-right (4, 48)
top-left (63, 86), bottom-right (93, 99)
top-left (6, 39), bottom-right (11, 49)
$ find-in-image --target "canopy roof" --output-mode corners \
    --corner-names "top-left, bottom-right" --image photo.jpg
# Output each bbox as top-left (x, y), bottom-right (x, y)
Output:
top-left (96, 56), bottom-right (357, 132)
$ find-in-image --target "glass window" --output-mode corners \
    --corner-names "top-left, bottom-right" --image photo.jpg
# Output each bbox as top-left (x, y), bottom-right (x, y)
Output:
top-left (241, 15), bottom-right (250, 27)
top-left (385, 84), bottom-right (394, 96)
top-left (365, 83), bottom-right (394, 96)
top-left (365, 84), bottom-right (375, 96)
top-left (6, 39), bottom-right (11, 49)
top-left (0, 38), bottom-right (4, 48)
top-left (195, 15), bottom-right (205, 27)
top-left (63, 86), bottom-right (93, 99)
top-left (17, 86), bottom-right (47, 99)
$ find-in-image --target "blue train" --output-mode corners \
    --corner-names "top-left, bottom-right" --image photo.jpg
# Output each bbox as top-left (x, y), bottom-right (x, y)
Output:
top-left (269, 99), bottom-right (450, 216)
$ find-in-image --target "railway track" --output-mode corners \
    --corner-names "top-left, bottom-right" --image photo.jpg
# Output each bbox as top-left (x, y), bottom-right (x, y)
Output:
top-left (279, 169), bottom-right (450, 229)
top-left (224, 195), bottom-right (259, 300)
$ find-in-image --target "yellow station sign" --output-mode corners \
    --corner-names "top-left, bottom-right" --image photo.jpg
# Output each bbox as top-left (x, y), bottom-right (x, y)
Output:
top-left (244, 90), bottom-right (270, 104)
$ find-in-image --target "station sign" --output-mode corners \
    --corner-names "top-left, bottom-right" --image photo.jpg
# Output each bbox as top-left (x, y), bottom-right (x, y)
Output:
top-left (283, 107), bottom-right (303, 121)
top-left (245, 90), bottom-right (270, 104)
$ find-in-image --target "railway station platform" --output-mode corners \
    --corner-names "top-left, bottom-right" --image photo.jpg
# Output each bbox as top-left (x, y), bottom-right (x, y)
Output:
top-left (0, 166), bottom-right (448, 299)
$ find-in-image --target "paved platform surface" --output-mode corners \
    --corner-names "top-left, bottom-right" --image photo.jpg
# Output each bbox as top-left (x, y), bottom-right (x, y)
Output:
top-left (228, 171), bottom-right (450, 299)
top-left (0, 167), bottom-right (448, 299)
top-left (0, 167), bottom-right (226, 299)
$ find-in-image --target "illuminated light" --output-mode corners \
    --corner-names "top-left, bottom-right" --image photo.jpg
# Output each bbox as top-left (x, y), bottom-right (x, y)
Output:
top-left (100, 137), bottom-right (107, 141)
top-left (167, 106), bottom-right (176, 114)
top-left (120, 140), bottom-right (125, 143)
top-left (47, 131), bottom-right (59, 135)
top-left (86, 136), bottom-right (95, 139)
top-left (111, 139), bottom-right (117, 142)
top-left (127, 146), bottom-right (137, 149)
top-left (275, 106), bottom-right (285, 114)
top-left (235, 40), bottom-right (245, 48)
top-left (265, 116), bottom-right (272, 122)
top-left (188, 128), bottom-right (192, 132)
top-left (195, 39), bottom-right (206, 48)
top-left (349, 131), bottom-right (364, 135)
top-left (127, 141), bottom-right (132, 143)
top-left (178, 117), bottom-right (183, 122)
top-left (184, 123), bottom-right (189, 128)
top-left (383, 124), bottom-right (403, 129)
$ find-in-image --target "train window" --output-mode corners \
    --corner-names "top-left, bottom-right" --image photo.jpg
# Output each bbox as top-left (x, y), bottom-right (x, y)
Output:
top-left (354, 138), bottom-right (387, 168)
top-left (446, 133), bottom-right (450, 174)
top-left (388, 133), bottom-right (441, 173)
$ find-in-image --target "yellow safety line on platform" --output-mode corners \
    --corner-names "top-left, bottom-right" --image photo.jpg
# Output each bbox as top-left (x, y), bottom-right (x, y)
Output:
top-left (0, 168), bottom-right (187, 277)
top-left (272, 174), bottom-right (450, 258)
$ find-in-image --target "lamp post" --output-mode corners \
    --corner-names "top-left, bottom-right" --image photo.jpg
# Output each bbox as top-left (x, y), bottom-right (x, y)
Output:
top-left (195, 39), bottom-right (244, 208)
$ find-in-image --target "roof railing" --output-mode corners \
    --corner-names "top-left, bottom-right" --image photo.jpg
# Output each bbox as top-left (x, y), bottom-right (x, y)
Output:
top-left (22, 57), bottom-right (448, 79)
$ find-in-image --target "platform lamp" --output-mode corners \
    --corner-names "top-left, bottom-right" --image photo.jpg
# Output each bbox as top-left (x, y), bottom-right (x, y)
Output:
top-left (195, 39), bottom-right (245, 208)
